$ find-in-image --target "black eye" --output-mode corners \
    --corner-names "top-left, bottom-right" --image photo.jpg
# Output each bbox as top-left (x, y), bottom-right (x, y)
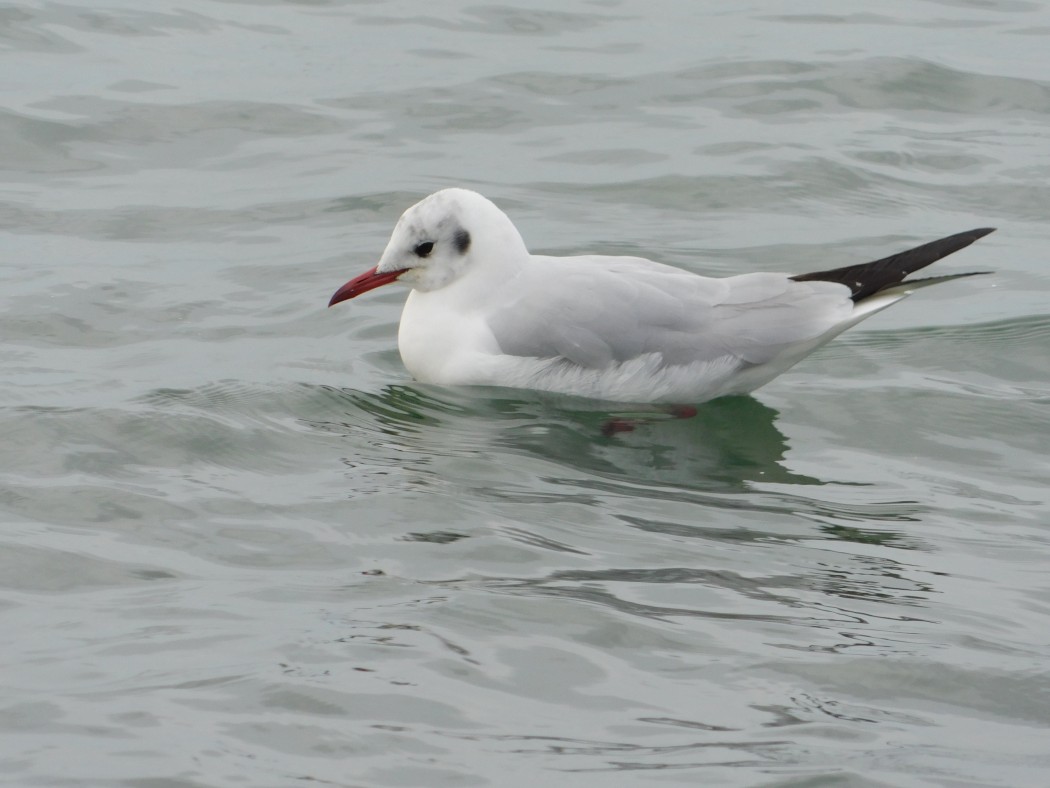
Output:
top-left (414, 241), bottom-right (434, 258)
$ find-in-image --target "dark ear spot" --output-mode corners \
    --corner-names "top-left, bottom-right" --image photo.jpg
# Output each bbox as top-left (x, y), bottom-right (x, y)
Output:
top-left (453, 228), bottom-right (471, 254)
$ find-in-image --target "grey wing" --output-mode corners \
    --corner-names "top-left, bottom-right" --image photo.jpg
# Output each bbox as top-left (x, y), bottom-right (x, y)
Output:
top-left (487, 256), bottom-right (854, 368)
top-left (706, 273), bottom-right (856, 364)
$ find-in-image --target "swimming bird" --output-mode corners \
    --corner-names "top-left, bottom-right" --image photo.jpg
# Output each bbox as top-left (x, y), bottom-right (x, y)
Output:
top-left (329, 188), bottom-right (993, 405)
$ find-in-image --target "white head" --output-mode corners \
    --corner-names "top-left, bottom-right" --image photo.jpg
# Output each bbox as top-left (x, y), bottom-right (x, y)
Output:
top-left (329, 188), bottom-right (527, 306)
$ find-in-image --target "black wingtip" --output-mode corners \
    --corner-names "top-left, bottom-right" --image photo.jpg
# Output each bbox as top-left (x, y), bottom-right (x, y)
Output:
top-left (964, 227), bottom-right (996, 243)
top-left (792, 226), bottom-right (996, 302)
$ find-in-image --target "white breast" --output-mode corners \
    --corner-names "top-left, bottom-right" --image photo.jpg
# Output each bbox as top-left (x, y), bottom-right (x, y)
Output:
top-left (397, 289), bottom-right (502, 386)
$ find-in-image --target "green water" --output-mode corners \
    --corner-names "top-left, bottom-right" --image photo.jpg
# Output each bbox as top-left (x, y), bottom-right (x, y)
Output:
top-left (2, 1), bottom-right (1049, 786)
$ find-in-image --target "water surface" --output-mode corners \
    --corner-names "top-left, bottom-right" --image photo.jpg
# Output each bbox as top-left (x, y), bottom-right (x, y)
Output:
top-left (3, 1), bottom-right (1050, 786)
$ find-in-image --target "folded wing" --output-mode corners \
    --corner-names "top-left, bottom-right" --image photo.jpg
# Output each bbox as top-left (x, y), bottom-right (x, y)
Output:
top-left (487, 255), bottom-right (854, 370)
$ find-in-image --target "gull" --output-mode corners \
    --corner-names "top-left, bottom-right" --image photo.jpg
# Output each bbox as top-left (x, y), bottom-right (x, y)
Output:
top-left (329, 188), bottom-right (993, 406)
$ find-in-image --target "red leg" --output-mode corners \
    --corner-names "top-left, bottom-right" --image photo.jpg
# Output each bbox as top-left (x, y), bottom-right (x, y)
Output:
top-left (600, 404), bottom-right (697, 436)
top-left (601, 418), bottom-right (637, 436)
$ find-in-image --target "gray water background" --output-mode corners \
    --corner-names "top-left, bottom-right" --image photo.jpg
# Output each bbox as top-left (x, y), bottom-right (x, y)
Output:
top-left (2, 1), bottom-right (1049, 786)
